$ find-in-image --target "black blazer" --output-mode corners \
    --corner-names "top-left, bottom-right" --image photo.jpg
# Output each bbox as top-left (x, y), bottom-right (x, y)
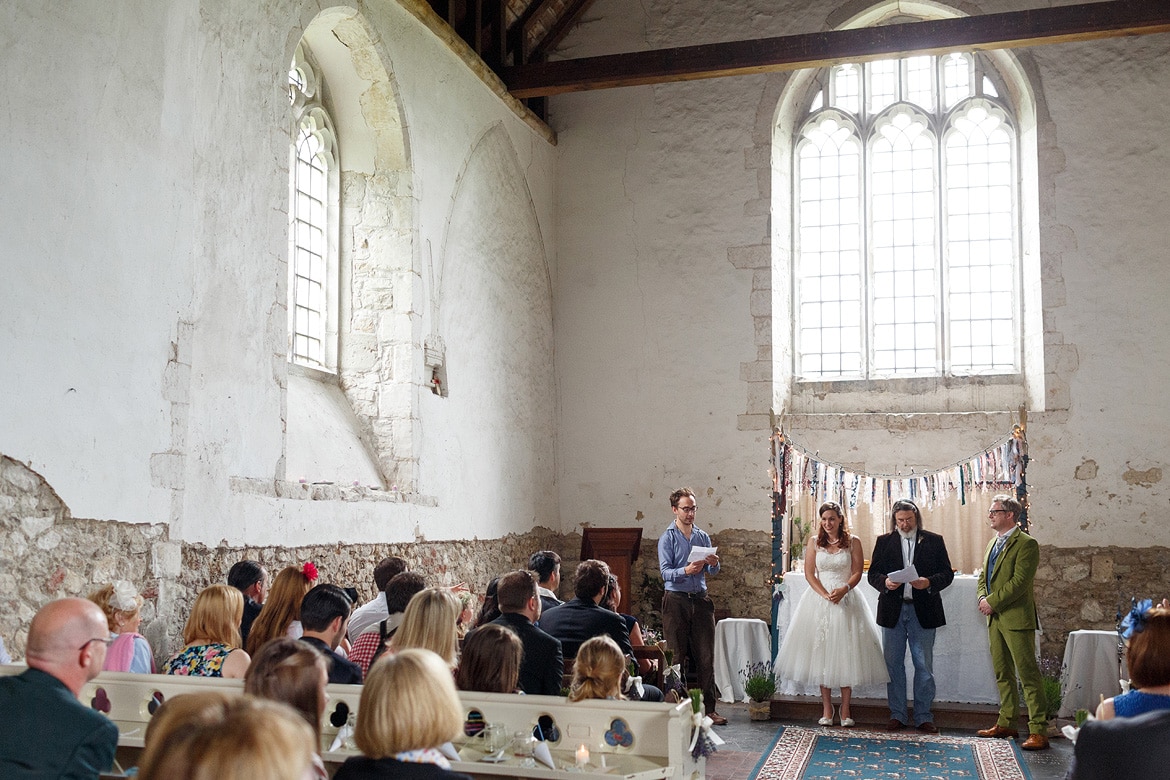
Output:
top-left (867, 529), bottom-right (954, 629)
top-left (536, 598), bottom-right (634, 659)
top-left (299, 636), bottom-right (364, 685)
top-left (334, 756), bottom-right (473, 780)
top-left (1066, 708), bottom-right (1170, 780)
top-left (489, 612), bottom-right (564, 696)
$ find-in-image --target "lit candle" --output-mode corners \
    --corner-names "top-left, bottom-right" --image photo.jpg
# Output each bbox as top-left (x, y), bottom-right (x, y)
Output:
top-left (575, 744), bottom-right (589, 766)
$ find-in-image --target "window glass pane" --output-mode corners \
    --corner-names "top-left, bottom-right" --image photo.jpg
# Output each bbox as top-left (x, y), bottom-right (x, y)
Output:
top-left (868, 59), bottom-right (898, 115)
top-left (831, 65), bottom-right (860, 115)
top-left (905, 56), bottom-right (933, 111)
top-left (943, 53), bottom-right (971, 109)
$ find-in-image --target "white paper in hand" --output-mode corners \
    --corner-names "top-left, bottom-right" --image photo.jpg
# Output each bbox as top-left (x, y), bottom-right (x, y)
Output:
top-left (888, 564), bottom-right (919, 584)
top-left (687, 546), bottom-right (717, 564)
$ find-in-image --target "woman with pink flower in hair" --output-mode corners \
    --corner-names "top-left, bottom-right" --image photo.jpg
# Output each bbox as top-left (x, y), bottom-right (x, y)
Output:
top-left (88, 580), bottom-right (156, 673)
top-left (246, 563), bottom-right (319, 656)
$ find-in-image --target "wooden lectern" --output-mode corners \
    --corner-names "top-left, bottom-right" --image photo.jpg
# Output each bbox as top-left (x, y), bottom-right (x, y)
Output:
top-left (580, 527), bottom-right (643, 614)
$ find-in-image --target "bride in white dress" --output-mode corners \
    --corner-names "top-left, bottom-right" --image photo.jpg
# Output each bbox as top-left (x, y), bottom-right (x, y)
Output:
top-left (775, 501), bottom-right (888, 726)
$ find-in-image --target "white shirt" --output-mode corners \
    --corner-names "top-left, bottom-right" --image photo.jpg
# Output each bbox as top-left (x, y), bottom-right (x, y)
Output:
top-left (347, 593), bottom-right (388, 642)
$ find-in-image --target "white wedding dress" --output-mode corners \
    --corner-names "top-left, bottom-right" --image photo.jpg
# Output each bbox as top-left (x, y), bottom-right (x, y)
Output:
top-left (775, 547), bottom-right (889, 689)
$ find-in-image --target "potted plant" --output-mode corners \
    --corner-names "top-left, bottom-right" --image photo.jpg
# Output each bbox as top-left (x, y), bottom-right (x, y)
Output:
top-left (742, 661), bottom-right (776, 721)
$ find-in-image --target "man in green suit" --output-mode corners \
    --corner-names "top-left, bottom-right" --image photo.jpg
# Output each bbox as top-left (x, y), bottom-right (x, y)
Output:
top-left (0, 598), bottom-right (119, 778)
top-left (976, 494), bottom-right (1049, 750)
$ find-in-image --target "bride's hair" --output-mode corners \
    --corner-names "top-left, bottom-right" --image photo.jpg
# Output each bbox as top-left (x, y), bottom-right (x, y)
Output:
top-left (815, 501), bottom-right (851, 549)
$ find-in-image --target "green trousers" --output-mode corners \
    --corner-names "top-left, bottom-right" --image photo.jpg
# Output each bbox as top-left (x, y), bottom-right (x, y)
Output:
top-left (987, 618), bottom-right (1047, 734)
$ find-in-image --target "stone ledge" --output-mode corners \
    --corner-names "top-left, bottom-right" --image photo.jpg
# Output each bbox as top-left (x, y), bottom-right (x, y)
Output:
top-left (228, 476), bottom-right (437, 507)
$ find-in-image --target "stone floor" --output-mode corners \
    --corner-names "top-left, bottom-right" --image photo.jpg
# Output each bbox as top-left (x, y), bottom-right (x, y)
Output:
top-left (705, 701), bottom-right (1074, 780)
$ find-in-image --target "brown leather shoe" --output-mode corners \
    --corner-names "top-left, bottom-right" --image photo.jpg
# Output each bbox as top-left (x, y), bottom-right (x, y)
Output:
top-left (917, 722), bottom-right (938, 734)
top-left (976, 724), bottom-right (1019, 739)
top-left (886, 719), bottom-right (906, 731)
top-left (1020, 733), bottom-right (1050, 750)
top-left (708, 713), bottom-right (728, 726)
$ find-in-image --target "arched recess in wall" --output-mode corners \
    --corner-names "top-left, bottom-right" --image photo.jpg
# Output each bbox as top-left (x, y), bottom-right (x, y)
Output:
top-left (770, 0), bottom-right (1044, 415)
top-left (285, 7), bottom-right (422, 492)
top-left (425, 122), bottom-right (556, 531)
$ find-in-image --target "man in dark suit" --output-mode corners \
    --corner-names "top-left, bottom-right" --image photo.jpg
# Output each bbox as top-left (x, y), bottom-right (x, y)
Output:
top-left (228, 559), bottom-right (269, 646)
top-left (538, 559), bottom-right (633, 659)
top-left (868, 499), bottom-right (954, 734)
top-left (528, 550), bottom-right (563, 613)
top-left (298, 584), bottom-right (363, 685)
top-left (0, 598), bottom-right (119, 778)
top-left (488, 569), bottom-right (564, 696)
top-left (1065, 709), bottom-right (1170, 779)
top-left (977, 493), bottom-right (1048, 750)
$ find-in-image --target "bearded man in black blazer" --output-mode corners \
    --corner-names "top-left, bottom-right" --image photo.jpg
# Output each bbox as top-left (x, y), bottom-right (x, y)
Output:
top-left (488, 569), bottom-right (564, 696)
top-left (867, 499), bottom-right (954, 734)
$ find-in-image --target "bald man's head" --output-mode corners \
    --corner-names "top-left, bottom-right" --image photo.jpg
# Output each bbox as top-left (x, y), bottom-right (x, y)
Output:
top-left (26, 598), bottom-right (110, 693)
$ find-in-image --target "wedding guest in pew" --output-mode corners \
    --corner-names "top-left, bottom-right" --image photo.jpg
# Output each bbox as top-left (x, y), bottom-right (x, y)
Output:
top-left (335, 648), bottom-right (473, 780)
top-left (348, 556), bottom-right (408, 642)
top-left (487, 569), bottom-right (564, 696)
top-left (137, 690), bottom-right (236, 776)
top-left (0, 598), bottom-right (119, 778)
top-left (298, 583), bottom-right (362, 684)
top-left (1064, 709), bottom-right (1170, 780)
top-left (1096, 603), bottom-right (1170, 720)
top-left (164, 584), bottom-right (251, 678)
top-left (539, 559), bottom-right (633, 659)
top-left (456, 623), bottom-right (523, 694)
top-left (568, 635), bottom-right (626, 702)
top-left (88, 579), bottom-right (156, 673)
top-left (528, 550), bottom-right (563, 612)
top-left (245, 638), bottom-right (330, 780)
top-left (137, 694), bottom-right (318, 780)
top-left (246, 562), bottom-right (318, 655)
top-left (601, 574), bottom-right (665, 702)
top-left (382, 587), bottom-right (462, 672)
top-left (350, 572), bottom-right (427, 679)
top-left (473, 576), bottom-right (501, 628)
top-left (227, 559), bottom-right (270, 647)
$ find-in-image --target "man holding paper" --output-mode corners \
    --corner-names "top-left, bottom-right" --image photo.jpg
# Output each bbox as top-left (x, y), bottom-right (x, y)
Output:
top-left (658, 487), bottom-right (725, 725)
top-left (868, 499), bottom-right (954, 733)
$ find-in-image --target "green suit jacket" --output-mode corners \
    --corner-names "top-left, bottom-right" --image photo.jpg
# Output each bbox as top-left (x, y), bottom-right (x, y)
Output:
top-left (976, 529), bottom-right (1040, 631)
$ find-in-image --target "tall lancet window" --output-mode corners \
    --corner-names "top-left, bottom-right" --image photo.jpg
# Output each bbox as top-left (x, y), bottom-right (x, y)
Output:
top-left (794, 53), bottom-right (1018, 381)
top-left (288, 44), bottom-right (338, 370)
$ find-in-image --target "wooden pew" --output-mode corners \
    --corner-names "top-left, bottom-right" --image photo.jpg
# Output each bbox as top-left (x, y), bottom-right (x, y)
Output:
top-left (0, 665), bottom-right (705, 778)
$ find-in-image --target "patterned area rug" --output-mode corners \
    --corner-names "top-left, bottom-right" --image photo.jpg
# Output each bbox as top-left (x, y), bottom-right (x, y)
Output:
top-left (749, 726), bottom-right (1033, 780)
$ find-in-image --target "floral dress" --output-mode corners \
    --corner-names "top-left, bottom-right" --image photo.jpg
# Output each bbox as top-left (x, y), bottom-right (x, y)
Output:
top-left (163, 643), bottom-right (233, 677)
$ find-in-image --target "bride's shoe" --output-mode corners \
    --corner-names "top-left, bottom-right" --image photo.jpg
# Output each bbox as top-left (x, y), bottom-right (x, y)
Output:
top-left (840, 713), bottom-right (856, 727)
top-left (818, 706), bottom-right (835, 727)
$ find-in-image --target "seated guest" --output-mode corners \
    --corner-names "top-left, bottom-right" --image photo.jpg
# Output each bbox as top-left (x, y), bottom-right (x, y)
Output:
top-left (457, 623), bottom-right (523, 694)
top-left (1065, 709), bottom-right (1170, 780)
top-left (539, 559), bottom-right (634, 659)
top-left (164, 584), bottom-right (251, 678)
top-left (137, 690), bottom-right (237, 776)
top-left (335, 648), bottom-right (473, 780)
top-left (1098, 604), bottom-right (1170, 719)
top-left (568, 635), bottom-right (626, 702)
top-left (603, 574), bottom-right (653, 676)
top-left (456, 590), bottom-right (477, 640)
top-left (347, 556), bottom-right (408, 642)
top-left (88, 579), bottom-right (155, 673)
top-left (246, 562), bottom-right (318, 655)
top-left (298, 583), bottom-right (362, 684)
top-left (384, 587), bottom-right (461, 671)
top-left (474, 577), bottom-right (501, 628)
top-left (528, 550), bottom-right (563, 611)
top-left (487, 569), bottom-right (564, 695)
top-left (350, 571), bottom-right (426, 678)
top-left (245, 638), bottom-right (330, 779)
top-left (137, 694), bottom-right (318, 780)
top-left (228, 559), bottom-right (269, 646)
top-left (0, 598), bottom-right (119, 778)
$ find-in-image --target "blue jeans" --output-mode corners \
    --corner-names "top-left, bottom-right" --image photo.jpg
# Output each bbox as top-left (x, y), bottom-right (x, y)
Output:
top-left (882, 602), bottom-right (936, 726)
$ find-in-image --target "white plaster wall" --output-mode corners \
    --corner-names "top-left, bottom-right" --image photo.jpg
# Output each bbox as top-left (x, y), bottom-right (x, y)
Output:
top-left (1, 0), bottom-right (559, 546)
top-left (552, 0), bottom-right (1170, 547)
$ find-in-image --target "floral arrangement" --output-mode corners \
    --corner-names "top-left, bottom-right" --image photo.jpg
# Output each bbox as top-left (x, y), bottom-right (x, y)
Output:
top-left (1038, 654), bottom-right (1063, 721)
top-left (687, 689), bottom-right (721, 758)
top-left (641, 626), bottom-right (662, 647)
top-left (302, 561), bottom-right (319, 581)
top-left (741, 661), bottom-right (777, 703)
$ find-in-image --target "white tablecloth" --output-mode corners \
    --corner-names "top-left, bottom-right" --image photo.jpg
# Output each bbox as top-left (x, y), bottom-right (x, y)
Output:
top-left (1060, 629), bottom-right (1126, 718)
top-left (714, 618), bottom-right (772, 702)
top-left (774, 572), bottom-right (1000, 704)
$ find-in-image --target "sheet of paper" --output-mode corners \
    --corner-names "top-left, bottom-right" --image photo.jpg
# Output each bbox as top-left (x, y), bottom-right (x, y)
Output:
top-left (887, 564), bottom-right (919, 584)
top-left (688, 546), bottom-right (717, 563)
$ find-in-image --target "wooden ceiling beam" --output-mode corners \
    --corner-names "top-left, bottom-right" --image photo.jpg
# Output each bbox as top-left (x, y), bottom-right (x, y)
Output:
top-left (502, 0), bottom-right (1170, 97)
top-left (529, 0), bottom-right (596, 61)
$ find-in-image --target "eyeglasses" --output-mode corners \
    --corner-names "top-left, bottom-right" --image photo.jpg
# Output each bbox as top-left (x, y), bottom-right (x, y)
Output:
top-left (988, 509), bottom-right (1010, 516)
top-left (79, 637), bottom-right (114, 651)
top-left (677, 506), bottom-right (697, 514)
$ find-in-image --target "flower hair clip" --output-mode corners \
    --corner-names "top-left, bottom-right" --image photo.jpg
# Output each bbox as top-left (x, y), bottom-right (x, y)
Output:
top-left (302, 561), bottom-right (319, 581)
top-left (1121, 598), bottom-right (1153, 640)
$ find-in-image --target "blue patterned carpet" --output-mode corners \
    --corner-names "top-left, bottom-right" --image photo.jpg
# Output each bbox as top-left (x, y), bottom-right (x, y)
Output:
top-left (750, 726), bottom-right (1033, 780)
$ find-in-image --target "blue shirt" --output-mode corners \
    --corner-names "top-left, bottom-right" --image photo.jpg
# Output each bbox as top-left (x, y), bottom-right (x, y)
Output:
top-left (658, 523), bottom-right (719, 593)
